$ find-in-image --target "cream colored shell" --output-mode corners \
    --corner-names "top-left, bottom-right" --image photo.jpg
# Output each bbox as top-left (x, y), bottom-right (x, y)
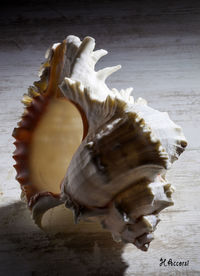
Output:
top-left (14, 35), bottom-right (187, 252)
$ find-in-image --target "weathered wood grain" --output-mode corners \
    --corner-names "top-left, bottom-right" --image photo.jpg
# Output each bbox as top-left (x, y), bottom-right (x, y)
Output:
top-left (0, 1), bottom-right (200, 275)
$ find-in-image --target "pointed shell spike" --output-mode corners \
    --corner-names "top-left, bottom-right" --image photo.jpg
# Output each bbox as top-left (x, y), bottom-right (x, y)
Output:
top-left (92, 49), bottom-right (108, 65)
top-left (97, 65), bottom-right (121, 81)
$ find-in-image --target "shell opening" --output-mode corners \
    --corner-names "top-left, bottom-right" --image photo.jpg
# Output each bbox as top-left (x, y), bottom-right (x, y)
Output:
top-left (29, 98), bottom-right (83, 195)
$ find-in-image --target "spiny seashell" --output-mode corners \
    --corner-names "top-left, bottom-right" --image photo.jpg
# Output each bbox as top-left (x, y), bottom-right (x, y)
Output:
top-left (13, 35), bottom-right (187, 251)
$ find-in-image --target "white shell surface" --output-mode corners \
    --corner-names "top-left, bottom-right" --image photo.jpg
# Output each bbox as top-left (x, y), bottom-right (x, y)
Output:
top-left (59, 35), bottom-right (187, 250)
top-left (13, 34), bottom-right (187, 251)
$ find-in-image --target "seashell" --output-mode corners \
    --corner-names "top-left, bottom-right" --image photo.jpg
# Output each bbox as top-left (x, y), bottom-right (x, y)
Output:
top-left (13, 35), bottom-right (187, 251)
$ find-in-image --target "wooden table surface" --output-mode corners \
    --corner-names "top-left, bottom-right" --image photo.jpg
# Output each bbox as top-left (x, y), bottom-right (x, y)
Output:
top-left (0, 1), bottom-right (200, 275)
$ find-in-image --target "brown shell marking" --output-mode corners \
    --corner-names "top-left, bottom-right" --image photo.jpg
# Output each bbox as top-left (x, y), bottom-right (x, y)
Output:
top-left (12, 39), bottom-right (88, 208)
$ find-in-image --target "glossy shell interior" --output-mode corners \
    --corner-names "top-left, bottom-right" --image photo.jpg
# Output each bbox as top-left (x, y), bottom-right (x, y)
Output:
top-left (12, 40), bottom-right (102, 233)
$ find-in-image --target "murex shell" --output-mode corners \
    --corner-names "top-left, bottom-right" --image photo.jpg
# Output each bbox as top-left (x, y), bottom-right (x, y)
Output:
top-left (13, 35), bottom-right (187, 251)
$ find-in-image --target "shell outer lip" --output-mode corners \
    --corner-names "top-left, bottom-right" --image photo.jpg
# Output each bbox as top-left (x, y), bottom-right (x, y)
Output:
top-left (31, 192), bottom-right (64, 227)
